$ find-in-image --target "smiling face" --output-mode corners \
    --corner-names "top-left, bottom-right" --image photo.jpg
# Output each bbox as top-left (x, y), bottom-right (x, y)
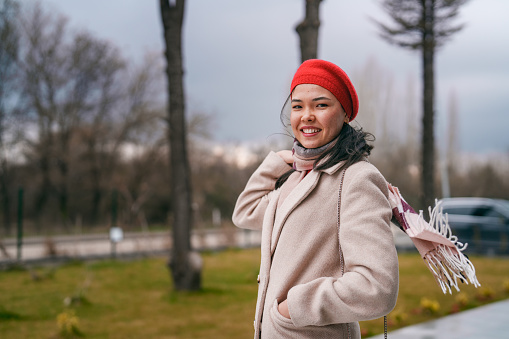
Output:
top-left (290, 84), bottom-right (348, 149)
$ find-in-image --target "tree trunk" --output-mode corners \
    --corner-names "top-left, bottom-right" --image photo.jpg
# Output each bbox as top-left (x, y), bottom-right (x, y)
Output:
top-left (0, 159), bottom-right (11, 235)
top-left (421, 0), bottom-right (436, 209)
top-left (0, 109), bottom-right (12, 235)
top-left (35, 144), bottom-right (52, 233)
top-left (159, 0), bottom-right (201, 291)
top-left (57, 133), bottom-right (70, 229)
top-left (91, 181), bottom-right (101, 225)
top-left (296, 0), bottom-right (322, 62)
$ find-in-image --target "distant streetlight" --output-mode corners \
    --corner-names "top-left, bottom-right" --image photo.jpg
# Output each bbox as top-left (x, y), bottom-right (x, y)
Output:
top-left (109, 227), bottom-right (123, 258)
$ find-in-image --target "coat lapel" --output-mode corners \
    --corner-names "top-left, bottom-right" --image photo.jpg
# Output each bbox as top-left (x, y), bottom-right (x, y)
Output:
top-left (270, 170), bottom-right (321, 255)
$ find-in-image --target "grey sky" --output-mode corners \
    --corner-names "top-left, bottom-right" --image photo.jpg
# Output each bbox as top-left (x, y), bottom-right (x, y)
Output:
top-left (42, 0), bottom-right (509, 154)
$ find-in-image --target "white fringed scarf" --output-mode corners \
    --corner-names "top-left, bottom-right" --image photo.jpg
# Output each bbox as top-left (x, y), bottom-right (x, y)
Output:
top-left (388, 184), bottom-right (481, 293)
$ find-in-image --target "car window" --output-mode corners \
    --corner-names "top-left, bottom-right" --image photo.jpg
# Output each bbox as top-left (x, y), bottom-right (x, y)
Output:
top-left (443, 207), bottom-right (476, 215)
top-left (496, 200), bottom-right (509, 216)
top-left (484, 209), bottom-right (505, 218)
top-left (472, 207), bottom-right (493, 216)
top-left (442, 200), bottom-right (509, 220)
top-left (443, 206), bottom-right (497, 216)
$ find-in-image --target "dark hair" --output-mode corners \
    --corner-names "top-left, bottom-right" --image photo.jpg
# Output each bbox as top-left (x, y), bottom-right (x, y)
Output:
top-left (275, 123), bottom-right (375, 189)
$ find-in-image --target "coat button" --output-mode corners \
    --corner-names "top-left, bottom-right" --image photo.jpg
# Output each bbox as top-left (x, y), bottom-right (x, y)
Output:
top-left (257, 274), bottom-right (260, 283)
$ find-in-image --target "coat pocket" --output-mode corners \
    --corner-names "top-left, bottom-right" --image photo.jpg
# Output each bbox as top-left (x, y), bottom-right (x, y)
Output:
top-left (266, 299), bottom-right (360, 338)
top-left (266, 298), bottom-right (298, 338)
top-left (271, 299), bottom-right (294, 326)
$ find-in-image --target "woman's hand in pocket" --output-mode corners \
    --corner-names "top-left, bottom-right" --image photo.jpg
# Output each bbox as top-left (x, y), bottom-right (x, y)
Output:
top-left (278, 299), bottom-right (291, 319)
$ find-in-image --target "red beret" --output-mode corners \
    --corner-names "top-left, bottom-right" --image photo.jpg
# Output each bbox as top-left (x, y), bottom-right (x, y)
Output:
top-left (290, 59), bottom-right (359, 121)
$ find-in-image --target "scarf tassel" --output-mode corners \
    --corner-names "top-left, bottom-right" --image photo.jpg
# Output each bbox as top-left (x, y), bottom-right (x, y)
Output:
top-left (412, 201), bottom-right (481, 294)
top-left (388, 184), bottom-right (480, 294)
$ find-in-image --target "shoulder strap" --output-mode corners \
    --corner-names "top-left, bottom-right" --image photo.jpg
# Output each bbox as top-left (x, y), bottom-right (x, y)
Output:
top-left (336, 169), bottom-right (346, 275)
top-left (336, 170), bottom-right (351, 339)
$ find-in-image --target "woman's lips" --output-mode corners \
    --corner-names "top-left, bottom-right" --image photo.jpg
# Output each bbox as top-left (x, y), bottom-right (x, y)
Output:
top-left (301, 127), bottom-right (321, 136)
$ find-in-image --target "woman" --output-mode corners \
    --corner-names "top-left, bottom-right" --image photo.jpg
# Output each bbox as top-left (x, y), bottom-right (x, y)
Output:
top-left (233, 59), bottom-right (399, 338)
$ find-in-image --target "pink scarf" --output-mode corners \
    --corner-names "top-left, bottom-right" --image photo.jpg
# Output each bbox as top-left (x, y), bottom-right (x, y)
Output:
top-left (278, 138), bottom-right (337, 207)
top-left (292, 138), bottom-right (336, 171)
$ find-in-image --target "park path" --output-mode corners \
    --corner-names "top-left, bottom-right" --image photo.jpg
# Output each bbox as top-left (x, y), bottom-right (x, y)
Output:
top-left (368, 298), bottom-right (509, 339)
top-left (0, 228), bottom-right (262, 266)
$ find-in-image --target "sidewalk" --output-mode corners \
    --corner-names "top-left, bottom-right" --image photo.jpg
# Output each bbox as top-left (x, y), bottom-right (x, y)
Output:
top-left (369, 298), bottom-right (509, 339)
top-left (0, 229), bottom-right (262, 268)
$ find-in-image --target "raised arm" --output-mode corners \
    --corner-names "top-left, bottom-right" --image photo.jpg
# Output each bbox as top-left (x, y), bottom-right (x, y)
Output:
top-left (232, 151), bottom-right (291, 230)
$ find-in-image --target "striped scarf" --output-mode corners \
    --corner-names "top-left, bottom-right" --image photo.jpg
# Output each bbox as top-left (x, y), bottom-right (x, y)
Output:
top-left (292, 136), bottom-right (338, 171)
top-left (278, 137), bottom-right (338, 207)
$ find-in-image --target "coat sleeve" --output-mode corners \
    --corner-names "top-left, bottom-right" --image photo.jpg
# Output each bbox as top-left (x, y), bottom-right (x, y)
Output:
top-left (287, 164), bottom-right (399, 326)
top-left (232, 151), bottom-right (291, 231)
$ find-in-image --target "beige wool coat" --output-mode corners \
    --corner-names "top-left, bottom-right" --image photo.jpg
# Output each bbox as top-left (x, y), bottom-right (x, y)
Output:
top-left (232, 152), bottom-right (399, 339)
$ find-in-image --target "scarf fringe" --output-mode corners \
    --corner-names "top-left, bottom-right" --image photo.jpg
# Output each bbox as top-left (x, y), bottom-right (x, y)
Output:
top-left (418, 200), bottom-right (481, 294)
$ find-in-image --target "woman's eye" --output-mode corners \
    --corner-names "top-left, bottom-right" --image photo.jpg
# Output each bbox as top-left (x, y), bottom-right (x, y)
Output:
top-left (317, 103), bottom-right (328, 108)
top-left (292, 105), bottom-right (302, 109)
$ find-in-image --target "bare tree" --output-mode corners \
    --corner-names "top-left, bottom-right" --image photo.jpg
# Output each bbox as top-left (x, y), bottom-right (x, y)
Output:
top-left (374, 0), bottom-right (468, 209)
top-left (0, 0), bottom-right (20, 235)
top-left (81, 54), bottom-right (162, 225)
top-left (18, 4), bottom-right (129, 228)
top-left (16, 3), bottom-right (61, 225)
top-left (14, 2), bottom-right (165, 231)
top-left (160, 0), bottom-right (201, 291)
top-left (296, 0), bottom-right (322, 62)
top-left (0, 0), bottom-right (209, 234)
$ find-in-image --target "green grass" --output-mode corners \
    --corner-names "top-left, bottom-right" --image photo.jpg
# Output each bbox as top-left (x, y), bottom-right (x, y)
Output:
top-left (0, 249), bottom-right (508, 338)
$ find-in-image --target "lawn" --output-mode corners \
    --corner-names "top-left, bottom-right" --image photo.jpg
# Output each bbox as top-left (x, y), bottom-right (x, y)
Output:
top-left (0, 249), bottom-right (508, 338)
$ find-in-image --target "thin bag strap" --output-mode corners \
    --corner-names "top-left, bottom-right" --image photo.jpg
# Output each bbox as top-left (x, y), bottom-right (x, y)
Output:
top-left (384, 314), bottom-right (388, 339)
top-left (336, 169), bottom-right (346, 275)
top-left (336, 169), bottom-right (388, 339)
top-left (336, 170), bottom-right (351, 339)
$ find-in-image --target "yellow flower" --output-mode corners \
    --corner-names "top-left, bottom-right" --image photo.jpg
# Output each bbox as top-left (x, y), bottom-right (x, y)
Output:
top-left (389, 308), bottom-right (408, 324)
top-left (476, 287), bottom-right (495, 301)
top-left (420, 297), bottom-right (440, 314)
top-left (455, 292), bottom-right (469, 306)
top-left (56, 310), bottom-right (80, 335)
top-left (503, 280), bottom-right (509, 294)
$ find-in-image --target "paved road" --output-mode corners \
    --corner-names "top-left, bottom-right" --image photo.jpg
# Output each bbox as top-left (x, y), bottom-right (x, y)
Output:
top-left (0, 228), bottom-right (263, 266)
top-left (369, 298), bottom-right (509, 339)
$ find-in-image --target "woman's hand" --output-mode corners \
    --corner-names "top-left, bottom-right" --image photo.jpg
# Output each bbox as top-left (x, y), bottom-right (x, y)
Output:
top-left (278, 299), bottom-right (291, 319)
top-left (276, 150), bottom-right (293, 165)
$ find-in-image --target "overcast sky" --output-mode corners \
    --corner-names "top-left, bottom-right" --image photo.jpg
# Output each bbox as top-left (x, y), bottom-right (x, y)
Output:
top-left (41, 0), bottom-right (509, 155)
